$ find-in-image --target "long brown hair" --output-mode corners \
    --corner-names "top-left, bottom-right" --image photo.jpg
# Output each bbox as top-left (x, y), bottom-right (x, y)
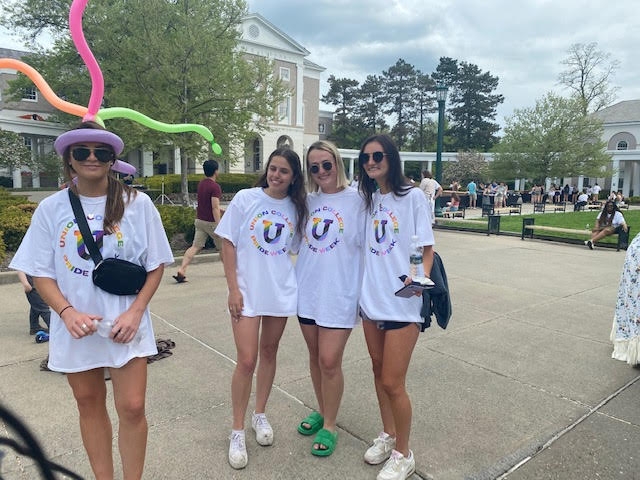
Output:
top-left (255, 148), bottom-right (307, 236)
top-left (62, 121), bottom-right (136, 234)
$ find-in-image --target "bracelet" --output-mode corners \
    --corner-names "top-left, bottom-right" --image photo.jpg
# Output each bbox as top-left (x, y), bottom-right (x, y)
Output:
top-left (58, 305), bottom-right (73, 316)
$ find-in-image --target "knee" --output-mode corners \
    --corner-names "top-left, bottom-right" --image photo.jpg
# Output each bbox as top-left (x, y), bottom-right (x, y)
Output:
top-left (318, 354), bottom-right (341, 378)
top-left (379, 376), bottom-right (405, 398)
top-left (72, 384), bottom-right (107, 413)
top-left (236, 356), bottom-right (257, 377)
top-left (116, 396), bottom-right (146, 424)
top-left (259, 342), bottom-right (280, 363)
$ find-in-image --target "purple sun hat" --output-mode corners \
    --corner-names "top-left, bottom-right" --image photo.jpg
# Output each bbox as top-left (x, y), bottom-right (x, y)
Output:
top-left (54, 129), bottom-right (124, 157)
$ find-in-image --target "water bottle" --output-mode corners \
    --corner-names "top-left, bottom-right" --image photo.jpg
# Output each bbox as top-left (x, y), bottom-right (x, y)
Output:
top-left (409, 235), bottom-right (427, 284)
top-left (586, 223), bottom-right (590, 231)
top-left (93, 319), bottom-right (142, 343)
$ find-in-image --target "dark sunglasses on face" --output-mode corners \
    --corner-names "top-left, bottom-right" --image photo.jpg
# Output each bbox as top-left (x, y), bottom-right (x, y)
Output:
top-left (359, 151), bottom-right (387, 164)
top-left (310, 161), bottom-right (333, 174)
top-left (71, 147), bottom-right (115, 163)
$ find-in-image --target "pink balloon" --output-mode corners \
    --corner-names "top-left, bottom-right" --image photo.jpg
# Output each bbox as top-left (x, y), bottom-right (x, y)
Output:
top-left (69, 0), bottom-right (104, 121)
top-left (111, 160), bottom-right (137, 175)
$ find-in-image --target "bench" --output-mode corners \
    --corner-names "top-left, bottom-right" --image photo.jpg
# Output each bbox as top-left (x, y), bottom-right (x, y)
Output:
top-left (533, 203), bottom-right (545, 213)
top-left (586, 203), bottom-right (602, 211)
top-left (553, 202), bottom-right (567, 213)
top-left (618, 203), bottom-right (630, 210)
top-left (521, 218), bottom-right (630, 251)
top-left (435, 215), bottom-right (500, 235)
top-left (494, 204), bottom-right (521, 216)
top-left (442, 207), bottom-right (466, 219)
top-left (481, 204), bottom-right (494, 217)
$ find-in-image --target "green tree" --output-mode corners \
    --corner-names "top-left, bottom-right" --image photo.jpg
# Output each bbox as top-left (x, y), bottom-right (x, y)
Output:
top-left (2, 0), bottom-right (288, 205)
top-left (443, 151), bottom-right (489, 186)
top-left (356, 74), bottom-right (389, 137)
top-left (322, 75), bottom-right (363, 148)
top-left (0, 128), bottom-right (33, 172)
top-left (405, 72), bottom-right (436, 152)
top-left (382, 59), bottom-right (419, 149)
top-left (492, 92), bottom-right (611, 183)
top-left (558, 42), bottom-right (619, 115)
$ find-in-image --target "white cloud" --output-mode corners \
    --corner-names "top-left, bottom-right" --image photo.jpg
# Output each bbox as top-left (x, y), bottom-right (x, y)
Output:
top-left (248, 0), bottom-right (640, 127)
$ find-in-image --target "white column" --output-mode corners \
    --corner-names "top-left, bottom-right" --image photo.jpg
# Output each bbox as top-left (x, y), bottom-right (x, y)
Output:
top-left (174, 147), bottom-right (181, 174)
top-left (142, 150), bottom-right (154, 178)
top-left (12, 169), bottom-right (22, 188)
top-left (633, 161), bottom-right (640, 197)
top-left (611, 158), bottom-right (620, 193)
top-left (577, 175), bottom-right (584, 192)
top-left (296, 62), bottom-right (304, 127)
top-left (623, 166), bottom-right (632, 198)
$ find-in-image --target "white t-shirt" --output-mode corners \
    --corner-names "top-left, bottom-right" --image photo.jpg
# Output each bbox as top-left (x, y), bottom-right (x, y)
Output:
top-left (419, 178), bottom-right (440, 198)
top-left (215, 187), bottom-right (298, 317)
top-left (592, 185), bottom-right (601, 195)
top-left (295, 187), bottom-right (366, 328)
top-left (597, 210), bottom-right (626, 228)
top-left (10, 189), bottom-right (174, 373)
top-left (359, 187), bottom-right (435, 323)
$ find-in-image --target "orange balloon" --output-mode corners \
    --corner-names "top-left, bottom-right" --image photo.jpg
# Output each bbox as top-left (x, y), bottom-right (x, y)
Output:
top-left (0, 58), bottom-right (87, 118)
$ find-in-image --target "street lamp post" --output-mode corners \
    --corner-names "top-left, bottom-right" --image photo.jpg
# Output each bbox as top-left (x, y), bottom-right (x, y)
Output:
top-left (434, 81), bottom-right (448, 217)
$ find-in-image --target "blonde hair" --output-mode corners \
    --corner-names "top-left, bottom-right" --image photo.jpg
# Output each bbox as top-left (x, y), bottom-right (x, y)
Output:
top-left (305, 140), bottom-right (349, 193)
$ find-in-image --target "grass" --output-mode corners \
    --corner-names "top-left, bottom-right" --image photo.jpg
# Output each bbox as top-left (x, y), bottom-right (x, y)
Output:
top-left (437, 208), bottom-right (639, 246)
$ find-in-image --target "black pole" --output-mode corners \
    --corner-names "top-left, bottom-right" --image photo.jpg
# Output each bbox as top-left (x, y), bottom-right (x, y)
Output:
top-left (435, 97), bottom-right (445, 216)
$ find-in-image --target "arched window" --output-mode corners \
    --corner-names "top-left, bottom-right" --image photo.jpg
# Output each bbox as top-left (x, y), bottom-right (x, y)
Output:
top-left (617, 140), bottom-right (628, 150)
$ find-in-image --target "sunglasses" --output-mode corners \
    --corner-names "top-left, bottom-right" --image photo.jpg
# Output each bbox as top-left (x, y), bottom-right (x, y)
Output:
top-left (310, 161), bottom-right (333, 174)
top-left (71, 147), bottom-right (115, 163)
top-left (359, 151), bottom-right (387, 164)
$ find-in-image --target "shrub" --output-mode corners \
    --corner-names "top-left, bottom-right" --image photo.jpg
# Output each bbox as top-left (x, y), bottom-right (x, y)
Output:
top-left (0, 232), bottom-right (5, 265)
top-left (141, 173), bottom-right (259, 194)
top-left (156, 205), bottom-right (196, 242)
top-left (0, 204), bottom-right (36, 251)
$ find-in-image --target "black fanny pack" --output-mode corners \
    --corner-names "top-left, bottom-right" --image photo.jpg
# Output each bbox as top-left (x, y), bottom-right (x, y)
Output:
top-left (69, 190), bottom-right (147, 295)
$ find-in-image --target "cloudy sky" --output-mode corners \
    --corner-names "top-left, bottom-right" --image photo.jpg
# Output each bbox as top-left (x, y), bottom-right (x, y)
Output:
top-left (247, 0), bottom-right (640, 126)
top-left (1, 0), bottom-right (638, 129)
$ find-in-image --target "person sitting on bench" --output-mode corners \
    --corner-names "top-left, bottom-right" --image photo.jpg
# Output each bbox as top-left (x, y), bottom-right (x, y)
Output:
top-left (444, 192), bottom-right (460, 213)
top-left (585, 200), bottom-right (628, 250)
top-left (574, 189), bottom-right (589, 210)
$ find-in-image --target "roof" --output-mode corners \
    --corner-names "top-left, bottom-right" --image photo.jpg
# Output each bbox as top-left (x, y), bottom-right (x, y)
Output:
top-left (0, 48), bottom-right (29, 60)
top-left (592, 100), bottom-right (640, 124)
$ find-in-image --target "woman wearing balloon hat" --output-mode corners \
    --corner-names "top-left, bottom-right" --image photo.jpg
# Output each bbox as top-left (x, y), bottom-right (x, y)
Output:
top-left (10, 121), bottom-right (173, 479)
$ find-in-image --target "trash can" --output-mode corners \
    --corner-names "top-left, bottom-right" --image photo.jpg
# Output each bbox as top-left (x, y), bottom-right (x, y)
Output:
top-left (488, 215), bottom-right (501, 235)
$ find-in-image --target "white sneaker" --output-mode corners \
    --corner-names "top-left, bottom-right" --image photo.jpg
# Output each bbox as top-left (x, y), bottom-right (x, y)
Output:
top-left (251, 411), bottom-right (274, 446)
top-left (377, 450), bottom-right (415, 480)
top-left (364, 432), bottom-right (396, 465)
top-left (228, 431), bottom-right (248, 469)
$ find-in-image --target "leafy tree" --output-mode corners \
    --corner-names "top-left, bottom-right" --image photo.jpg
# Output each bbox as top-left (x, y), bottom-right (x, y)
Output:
top-left (406, 72), bottom-right (436, 151)
top-left (443, 151), bottom-right (490, 186)
top-left (2, 0), bottom-right (288, 204)
top-left (0, 128), bottom-right (33, 172)
top-left (382, 59), bottom-right (418, 149)
top-left (492, 92), bottom-right (610, 183)
top-left (558, 42), bottom-right (619, 115)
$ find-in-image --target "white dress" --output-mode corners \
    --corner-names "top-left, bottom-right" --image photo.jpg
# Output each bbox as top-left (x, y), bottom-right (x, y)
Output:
top-left (295, 187), bottom-right (366, 328)
top-left (611, 232), bottom-right (640, 365)
top-left (10, 189), bottom-right (174, 372)
top-left (215, 187), bottom-right (298, 317)
top-left (359, 187), bottom-right (435, 323)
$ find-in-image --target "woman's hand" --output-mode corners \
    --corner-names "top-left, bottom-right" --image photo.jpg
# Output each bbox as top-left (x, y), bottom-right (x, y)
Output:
top-left (111, 308), bottom-right (143, 344)
top-left (228, 288), bottom-right (244, 322)
top-left (60, 307), bottom-right (101, 339)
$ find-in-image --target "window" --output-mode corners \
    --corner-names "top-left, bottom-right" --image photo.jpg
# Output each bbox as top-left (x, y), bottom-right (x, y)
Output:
top-left (279, 67), bottom-right (290, 82)
top-left (253, 138), bottom-right (261, 172)
top-left (24, 137), bottom-right (32, 150)
top-left (22, 87), bottom-right (37, 101)
top-left (617, 140), bottom-right (628, 150)
top-left (278, 96), bottom-right (290, 124)
top-left (318, 123), bottom-right (326, 134)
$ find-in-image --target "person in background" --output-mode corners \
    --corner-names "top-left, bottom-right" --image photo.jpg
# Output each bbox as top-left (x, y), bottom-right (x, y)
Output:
top-left (173, 159), bottom-right (222, 283)
top-left (17, 271), bottom-right (51, 335)
top-left (295, 140), bottom-right (365, 457)
top-left (358, 134), bottom-right (435, 480)
top-left (215, 148), bottom-right (307, 469)
top-left (466, 179), bottom-right (477, 208)
top-left (444, 192), bottom-right (460, 213)
top-left (10, 121), bottom-right (173, 480)
top-left (575, 189), bottom-right (589, 210)
top-left (494, 182), bottom-right (507, 208)
top-left (611, 231), bottom-right (640, 365)
top-left (585, 200), bottom-right (628, 250)
top-left (592, 183), bottom-right (601, 201)
top-left (418, 170), bottom-right (442, 225)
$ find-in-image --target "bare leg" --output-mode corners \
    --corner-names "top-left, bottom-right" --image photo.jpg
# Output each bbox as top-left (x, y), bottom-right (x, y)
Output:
top-left (299, 323), bottom-right (323, 419)
top-left (254, 316), bottom-right (287, 414)
top-left (177, 244), bottom-right (202, 277)
top-left (67, 369), bottom-right (114, 480)
top-left (111, 357), bottom-right (149, 480)
top-left (230, 315), bottom-right (260, 430)
top-left (317, 327), bottom-right (351, 432)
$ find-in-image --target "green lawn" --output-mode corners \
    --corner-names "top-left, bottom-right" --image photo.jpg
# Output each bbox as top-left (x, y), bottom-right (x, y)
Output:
top-left (437, 208), bottom-right (639, 246)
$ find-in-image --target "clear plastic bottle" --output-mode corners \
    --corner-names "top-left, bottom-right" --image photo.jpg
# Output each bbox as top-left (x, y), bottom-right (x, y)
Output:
top-left (93, 319), bottom-right (142, 343)
top-left (410, 235), bottom-right (426, 283)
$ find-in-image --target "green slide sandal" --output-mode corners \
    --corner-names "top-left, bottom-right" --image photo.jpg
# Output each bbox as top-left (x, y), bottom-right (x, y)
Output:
top-left (311, 428), bottom-right (338, 457)
top-left (297, 411), bottom-right (324, 436)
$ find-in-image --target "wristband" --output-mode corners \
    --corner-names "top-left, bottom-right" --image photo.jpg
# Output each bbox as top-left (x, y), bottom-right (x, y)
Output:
top-left (59, 305), bottom-right (73, 316)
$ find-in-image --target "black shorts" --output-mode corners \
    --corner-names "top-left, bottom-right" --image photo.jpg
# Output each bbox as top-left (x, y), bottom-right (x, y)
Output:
top-left (297, 316), bottom-right (350, 330)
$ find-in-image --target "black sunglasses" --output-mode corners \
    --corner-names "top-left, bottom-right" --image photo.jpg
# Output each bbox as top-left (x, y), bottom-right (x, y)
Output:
top-left (359, 151), bottom-right (387, 164)
top-left (71, 147), bottom-right (115, 163)
top-left (310, 161), bottom-right (333, 174)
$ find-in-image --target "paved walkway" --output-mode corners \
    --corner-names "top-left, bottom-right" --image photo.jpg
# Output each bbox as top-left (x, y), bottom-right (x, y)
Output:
top-left (1, 225), bottom-right (640, 479)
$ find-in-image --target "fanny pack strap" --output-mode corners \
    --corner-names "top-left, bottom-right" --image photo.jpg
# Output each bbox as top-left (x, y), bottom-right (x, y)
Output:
top-left (68, 189), bottom-right (104, 266)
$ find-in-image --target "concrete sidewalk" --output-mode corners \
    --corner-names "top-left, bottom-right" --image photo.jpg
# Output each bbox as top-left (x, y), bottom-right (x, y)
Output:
top-left (1, 230), bottom-right (639, 479)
